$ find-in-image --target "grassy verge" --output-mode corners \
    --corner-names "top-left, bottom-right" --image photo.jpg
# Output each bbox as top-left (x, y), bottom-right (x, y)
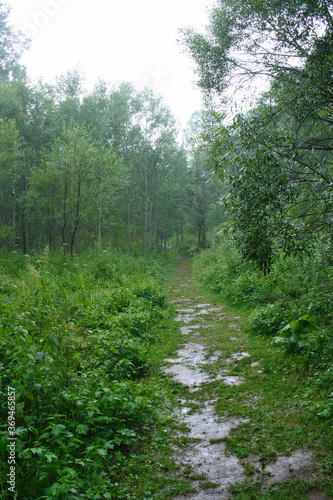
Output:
top-left (0, 248), bottom-right (192, 499)
top-left (191, 238), bottom-right (333, 499)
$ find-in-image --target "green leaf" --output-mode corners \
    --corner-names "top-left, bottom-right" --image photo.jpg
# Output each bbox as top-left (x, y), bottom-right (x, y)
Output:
top-left (317, 408), bottom-right (332, 418)
top-left (45, 452), bottom-right (58, 463)
top-left (24, 390), bottom-right (34, 400)
top-left (30, 447), bottom-right (43, 456)
top-left (76, 424), bottom-right (89, 435)
top-left (51, 424), bottom-right (67, 436)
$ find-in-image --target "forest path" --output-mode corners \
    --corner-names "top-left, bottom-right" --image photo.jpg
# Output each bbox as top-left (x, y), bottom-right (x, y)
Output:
top-left (163, 256), bottom-right (318, 500)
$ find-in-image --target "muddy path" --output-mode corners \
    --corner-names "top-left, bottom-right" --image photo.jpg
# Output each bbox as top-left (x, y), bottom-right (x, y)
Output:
top-left (163, 257), bottom-right (324, 500)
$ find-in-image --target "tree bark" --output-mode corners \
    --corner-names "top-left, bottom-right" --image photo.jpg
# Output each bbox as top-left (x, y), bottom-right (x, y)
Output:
top-left (144, 163), bottom-right (148, 252)
top-left (70, 177), bottom-right (81, 255)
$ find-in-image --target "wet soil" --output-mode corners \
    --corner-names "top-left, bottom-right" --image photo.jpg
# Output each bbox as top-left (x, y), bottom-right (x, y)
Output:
top-left (163, 257), bottom-right (321, 499)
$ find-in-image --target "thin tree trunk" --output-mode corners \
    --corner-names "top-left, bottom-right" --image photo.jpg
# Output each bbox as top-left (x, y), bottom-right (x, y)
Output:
top-left (144, 164), bottom-right (148, 252)
top-left (12, 194), bottom-right (16, 250)
top-left (23, 165), bottom-right (29, 254)
top-left (127, 189), bottom-right (131, 252)
top-left (98, 197), bottom-right (102, 247)
top-left (62, 176), bottom-right (68, 254)
top-left (70, 178), bottom-right (81, 255)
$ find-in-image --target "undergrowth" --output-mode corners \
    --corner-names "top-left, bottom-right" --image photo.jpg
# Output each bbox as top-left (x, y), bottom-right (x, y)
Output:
top-left (194, 233), bottom-right (333, 421)
top-left (0, 248), bottom-right (179, 499)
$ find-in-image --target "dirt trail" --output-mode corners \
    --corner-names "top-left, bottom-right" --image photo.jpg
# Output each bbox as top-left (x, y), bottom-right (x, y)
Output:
top-left (163, 257), bottom-right (317, 500)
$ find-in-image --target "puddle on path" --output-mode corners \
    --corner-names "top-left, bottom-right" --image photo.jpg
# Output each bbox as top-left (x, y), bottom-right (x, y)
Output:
top-left (166, 343), bottom-right (207, 364)
top-left (175, 310), bottom-right (214, 324)
top-left (179, 325), bottom-right (198, 335)
top-left (263, 450), bottom-right (314, 486)
top-left (173, 404), bottom-right (246, 499)
top-left (164, 364), bottom-right (212, 389)
top-left (223, 352), bottom-right (251, 364)
top-left (169, 298), bottom-right (193, 304)
top-left (164, 267), bottom-right (249, 497)
top-left (194, 309), bottom-right (211, 316)
top-left (179, 324), bottom-right (214, 335)
top-left (216, 375), bottom-right (244, 386)
top-left (166, 343), bottom-right (222, 366)
top-left (164, 363), bottom-right (244, 389)
top-left (175, 315), bottom-right (206, 324)
top-left (164, 343), bottom-right (224, 390)
top-left (176, 308), bottom-right (197, 314)
top-left (227, 323), bottom-right (240, 330)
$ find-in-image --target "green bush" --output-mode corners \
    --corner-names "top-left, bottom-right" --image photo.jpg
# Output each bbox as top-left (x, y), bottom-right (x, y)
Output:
top-left (133, 282), bottom-right (166, 308)
top-left (246, 302), bottom-right (291, 337)
top-left (194, 233), bottom-right (333, 378)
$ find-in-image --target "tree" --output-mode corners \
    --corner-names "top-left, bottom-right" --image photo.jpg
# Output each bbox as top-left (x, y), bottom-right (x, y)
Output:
top-left (0, 118), bottom-right (21, 250)
top-left (0, 38), bottom-right (191, 254)
top-left (183, 111), bottom-right (226, 248)
top-left (181, 0), bottom-right (333, 269)
top-left (54, 68), bottom-right (86, 127)
top-left (0, 2), bottom-right (28, 81)
top-left (180, 0), bottom-right (333, 98)
top-left (29, 125), bottom-right (125, 254)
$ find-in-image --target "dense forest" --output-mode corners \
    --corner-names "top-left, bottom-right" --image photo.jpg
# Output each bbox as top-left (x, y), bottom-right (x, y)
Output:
top-left (1, 0), bottom-right (333, 498)
top-left (0, 3), bottom-right (222, 255)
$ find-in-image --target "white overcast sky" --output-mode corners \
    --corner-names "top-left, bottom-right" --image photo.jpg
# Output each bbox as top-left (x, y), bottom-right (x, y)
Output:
top-left (6, 0), bottom-right (215, 130)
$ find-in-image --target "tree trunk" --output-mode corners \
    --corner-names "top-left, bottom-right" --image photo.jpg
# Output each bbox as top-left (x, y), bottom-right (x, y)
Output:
top-left (127, 188), bottom-right (131, 252)
top-left (144, 164), bottom-right (148, 252)
top-left (70, 177), bottom-right (81, 255)
top-left (98, 197), bottom-right (102, 247)
top-left (62, 176), bottom-right (68, 254)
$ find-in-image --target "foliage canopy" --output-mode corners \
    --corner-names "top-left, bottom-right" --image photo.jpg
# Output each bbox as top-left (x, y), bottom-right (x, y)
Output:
top-left (181, 0), bottom-right (333, 271)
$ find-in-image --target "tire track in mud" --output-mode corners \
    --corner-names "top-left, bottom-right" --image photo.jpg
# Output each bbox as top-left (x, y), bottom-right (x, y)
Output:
top-left (164, 257), bottom-right (316, 500)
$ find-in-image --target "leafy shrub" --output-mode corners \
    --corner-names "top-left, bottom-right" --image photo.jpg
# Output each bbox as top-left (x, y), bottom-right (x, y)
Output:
top-left (246, 302), bottom-right (291, 337)
top-left (85, 332), bottom-right (149, 379)
top-left (275, 315), bottom-right (333, 360)
top-left (91, 258), bottom-right (116, 280)
top-left (133, 282), bottom-right (166, 307)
